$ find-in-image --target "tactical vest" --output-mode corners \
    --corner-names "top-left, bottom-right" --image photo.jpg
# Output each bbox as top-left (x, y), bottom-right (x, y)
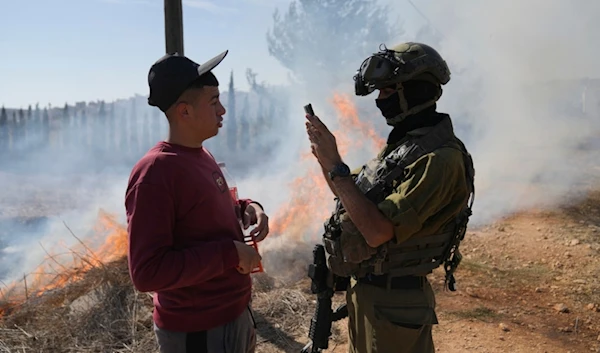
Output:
top-left (322, 115), bottom-right (475, 291)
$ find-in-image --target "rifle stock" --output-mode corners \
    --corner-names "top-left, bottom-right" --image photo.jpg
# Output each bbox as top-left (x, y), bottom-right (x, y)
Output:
top-left (302, 244), bottom-right (349, 353)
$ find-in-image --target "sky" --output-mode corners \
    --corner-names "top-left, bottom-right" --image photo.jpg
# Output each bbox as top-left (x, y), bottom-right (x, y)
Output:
top-left (0, 0), bottom-right (429, 109)
top-left (0, 0), bottom-right (291, 109)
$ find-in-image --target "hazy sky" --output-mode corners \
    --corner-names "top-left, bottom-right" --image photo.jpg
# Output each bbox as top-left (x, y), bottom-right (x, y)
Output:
top-left (0, 0), bottom-right (432, 107)
top-left (0, 0), bottom-right (430, 109)
top-left (0, 0), bottom-right (290, 108)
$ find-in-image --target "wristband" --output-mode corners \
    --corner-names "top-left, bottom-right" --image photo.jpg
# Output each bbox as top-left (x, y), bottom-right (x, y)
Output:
top-left (249, 201), bottom-right (264, 212)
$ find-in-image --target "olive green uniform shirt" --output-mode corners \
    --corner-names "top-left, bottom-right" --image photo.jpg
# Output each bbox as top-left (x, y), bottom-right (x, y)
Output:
top-left (352, 128), bottom-right (471, 245)
top-left (345, 125), bottom-right (471, 353)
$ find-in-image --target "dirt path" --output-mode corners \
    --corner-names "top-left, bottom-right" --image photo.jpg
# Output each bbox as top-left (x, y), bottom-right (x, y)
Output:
top-left (253, 193), bottom-right (600, 353)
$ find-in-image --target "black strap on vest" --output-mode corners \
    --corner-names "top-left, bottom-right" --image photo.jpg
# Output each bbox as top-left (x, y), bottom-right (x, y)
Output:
top-left (359, 116), bottom-right (476, 291)
top-left (442, 137), bottom-right (475, 291)
top-left (363, 116), bottom-right (456, 203)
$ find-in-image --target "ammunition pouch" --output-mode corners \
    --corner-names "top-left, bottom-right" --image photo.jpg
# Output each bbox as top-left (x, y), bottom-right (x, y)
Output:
top-left (323, 212), bottom-right (377, 277)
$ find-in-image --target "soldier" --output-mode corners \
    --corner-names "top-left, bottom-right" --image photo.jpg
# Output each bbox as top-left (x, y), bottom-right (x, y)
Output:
top-left (305, 42), bottom-right (475, 353)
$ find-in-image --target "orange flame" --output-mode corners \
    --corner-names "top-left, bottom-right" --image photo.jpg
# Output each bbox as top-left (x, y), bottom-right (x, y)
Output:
top-left (0, 91), bottom-right (385, 315)
top-left (0, 210), bottom-right (128, 314)
top-left (268, 92), bottom-right (385, 244)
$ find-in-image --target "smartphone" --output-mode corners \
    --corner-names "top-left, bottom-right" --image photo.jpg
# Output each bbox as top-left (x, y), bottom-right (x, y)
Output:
top-left (304, 103), bottom-right (315, 116)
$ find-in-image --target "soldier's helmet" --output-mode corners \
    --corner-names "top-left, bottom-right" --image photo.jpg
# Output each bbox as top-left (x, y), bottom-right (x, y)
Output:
top-left (354, 42), bottom-right (451, 124)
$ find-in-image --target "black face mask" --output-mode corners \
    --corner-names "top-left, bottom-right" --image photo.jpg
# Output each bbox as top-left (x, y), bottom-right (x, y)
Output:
top-left (375, 92), bottom-right (402, 121)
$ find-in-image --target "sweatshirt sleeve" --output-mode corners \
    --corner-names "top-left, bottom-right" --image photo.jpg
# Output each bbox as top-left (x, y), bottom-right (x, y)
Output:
top-left (125, 183), bottom-right (239, 293)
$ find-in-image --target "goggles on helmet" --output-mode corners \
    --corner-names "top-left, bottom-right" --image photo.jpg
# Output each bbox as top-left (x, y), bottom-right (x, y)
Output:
top-left (353, 49), bottom-right (415, 96)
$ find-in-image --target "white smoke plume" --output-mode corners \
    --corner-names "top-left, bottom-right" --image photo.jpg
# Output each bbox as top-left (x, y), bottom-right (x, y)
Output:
top-left (396, 0), bottom-right (600, 225)
top-left (1, 0), bottom-right (599, 287)
top-left (243, 0), bottom-right (600, 276)
top-left (250, 0), bottom-right (600, 228)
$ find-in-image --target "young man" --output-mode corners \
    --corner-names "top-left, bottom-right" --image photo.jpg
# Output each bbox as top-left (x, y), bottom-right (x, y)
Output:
top-left (305, 42), bottom-right (475, 353)
top-left (125, 50), bottom-right (269, 353)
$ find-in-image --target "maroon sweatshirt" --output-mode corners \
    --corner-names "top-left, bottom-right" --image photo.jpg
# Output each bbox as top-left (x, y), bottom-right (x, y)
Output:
top-left (124, 141), bottom-right (253, 332)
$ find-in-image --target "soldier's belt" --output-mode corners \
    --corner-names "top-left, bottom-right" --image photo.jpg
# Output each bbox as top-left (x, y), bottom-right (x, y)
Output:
top-left (356, 274), bottom-right (424, 290)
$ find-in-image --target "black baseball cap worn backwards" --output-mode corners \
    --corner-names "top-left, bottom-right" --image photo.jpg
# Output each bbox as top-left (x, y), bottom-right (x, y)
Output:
top-left (147, 50), bottom-right (228, 112)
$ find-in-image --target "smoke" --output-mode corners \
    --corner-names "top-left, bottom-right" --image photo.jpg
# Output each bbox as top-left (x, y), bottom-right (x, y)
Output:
top-left (242, 0), bottom-right (600, 279)
top-left (0, 169), bottom-right (131, 285)
top-left (0, 99), bottom-right (165, 285)
top-left (398, 0), bottom-right (600, 225)
top-left (252, 0), bottom-right (600, 226)
top-left (2, 0), bottom-right (600, 289)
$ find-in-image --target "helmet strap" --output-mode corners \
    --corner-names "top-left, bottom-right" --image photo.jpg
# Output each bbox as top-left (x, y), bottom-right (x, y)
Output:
top-left (396, 83), bottom-right (409, 113)
top-left (386, 84), bottom-right (443, 125)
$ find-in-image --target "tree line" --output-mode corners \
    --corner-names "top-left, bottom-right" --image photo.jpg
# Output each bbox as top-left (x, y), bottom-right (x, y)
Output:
top-left (0, 0), bottom-right (399, 175)
top-left (0, 97), bottom-right (169, 173)
top-left (0, 69), bottom-right (288, 175)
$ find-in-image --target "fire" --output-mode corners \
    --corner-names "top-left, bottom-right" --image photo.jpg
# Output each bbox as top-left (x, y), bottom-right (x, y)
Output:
top-left (267, 92), bottom-right (386, 245)
top-left (92, 211), bottom-right (129, 263)
top-left (332, 93), bottom-right (385, 152)
top-left (0, 91), bottom-right (384, 315)
top-left (0, 210), bottom-right (128, 314)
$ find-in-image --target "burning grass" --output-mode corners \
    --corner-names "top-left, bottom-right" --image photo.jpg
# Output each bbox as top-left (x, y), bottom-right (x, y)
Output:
top-left (0, 210), bottom-right (158, 352)
top-left (0, 255), bottom-right (157, 352)
top-left (267, 92), bottom-right (385, 244)
top-left (0, 210), bottom-right (128, 304)
top-left (0, 212), bottom-right (326, 352)
top-left (0, 253), bottom-right (331, 353)
top-left (0, 236), bottom-right (313, 352)
top-left (0, 92), bottom-right (381, 351)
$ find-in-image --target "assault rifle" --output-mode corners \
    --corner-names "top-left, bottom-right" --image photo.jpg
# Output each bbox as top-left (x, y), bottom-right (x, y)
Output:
top-left (301, 244), bottom-right (349, 353)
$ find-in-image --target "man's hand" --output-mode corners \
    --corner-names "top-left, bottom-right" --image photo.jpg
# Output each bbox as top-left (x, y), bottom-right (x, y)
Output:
top-left (242, 203), bottom-right (270, 242)
top-left (306, 114), bottom-right (395, 248)
top-left (234, 240), bottom-right (262, 274)
top-left (305, 114), bottom-right (342, 170)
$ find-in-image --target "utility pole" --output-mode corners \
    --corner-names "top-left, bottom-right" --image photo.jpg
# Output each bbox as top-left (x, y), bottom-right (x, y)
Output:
top-left (164, 0), bottom-right (184, 55)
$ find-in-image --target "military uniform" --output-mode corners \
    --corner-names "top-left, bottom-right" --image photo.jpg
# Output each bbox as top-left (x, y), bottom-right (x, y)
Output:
top-left (320, 42), bottom-right (475, 353)
top-left (345, 118), bottom-right (471, 353)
